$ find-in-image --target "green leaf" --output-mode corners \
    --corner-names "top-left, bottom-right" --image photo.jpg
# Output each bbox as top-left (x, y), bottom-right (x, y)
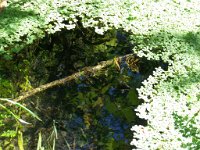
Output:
top-left (105, 138), bottom-right (114, 150)
top-left (18, 131), bottom-right (24, 150)
top-left (77, 92), bottom-right (84, 100)
top-left (105, 100), bottom-right (118, 114)
top-left (101, 84), bottom-right (111, 94)
top-left (93, 97), bottom-right (103, 108)
top-left (1, 130), bottom-right (17, 138)
top-left (121, 107), bottom-right (136, 122)
top-left (127, 89), bottom-right (140, 105)
top-left (0, 98), bottom-right (41, 121)
top-left (106, 38), bottom-right (117, 47)
top-left (37, 132), bottom-right (44, 150)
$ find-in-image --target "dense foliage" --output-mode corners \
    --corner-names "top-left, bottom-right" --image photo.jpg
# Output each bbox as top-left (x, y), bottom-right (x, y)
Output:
top-left (0, 0), bottom-right (200, 149)
top-left (129, 1), bottom-right (200, 149)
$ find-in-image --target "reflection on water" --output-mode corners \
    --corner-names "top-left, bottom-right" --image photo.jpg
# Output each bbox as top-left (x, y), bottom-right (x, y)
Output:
top-left (26, 31), bottom-right (167, 149)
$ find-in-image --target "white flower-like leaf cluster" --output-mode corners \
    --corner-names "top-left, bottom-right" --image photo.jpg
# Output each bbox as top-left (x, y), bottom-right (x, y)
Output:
top-left (129, 1), bottom-right (200, 149)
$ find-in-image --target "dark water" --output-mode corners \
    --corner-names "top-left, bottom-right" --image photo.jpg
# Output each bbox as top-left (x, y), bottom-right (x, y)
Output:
top-left (24, 30), bottom-right (166, 149)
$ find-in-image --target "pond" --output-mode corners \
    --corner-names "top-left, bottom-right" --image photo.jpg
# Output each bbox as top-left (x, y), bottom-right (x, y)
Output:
top-left (0, 28), bottom-right (164, 149)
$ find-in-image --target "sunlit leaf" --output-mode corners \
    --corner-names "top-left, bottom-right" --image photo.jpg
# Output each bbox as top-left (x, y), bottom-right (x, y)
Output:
top-left (0, 98), bottom-right (41, 121)
top-left (105, 138), bottom-right (114, 150)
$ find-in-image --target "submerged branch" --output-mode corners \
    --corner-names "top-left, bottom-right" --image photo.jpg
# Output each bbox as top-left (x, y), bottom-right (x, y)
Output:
top-left (13, 53), bottom-right (134, 103)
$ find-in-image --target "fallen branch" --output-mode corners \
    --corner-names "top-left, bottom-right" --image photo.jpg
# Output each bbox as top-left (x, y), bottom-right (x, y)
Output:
top-left (13, 53), bottom-right (135, 103)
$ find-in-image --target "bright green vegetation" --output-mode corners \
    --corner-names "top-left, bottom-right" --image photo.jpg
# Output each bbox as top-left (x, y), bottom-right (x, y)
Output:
top-left (0, 0), bottom-right (200, 149)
